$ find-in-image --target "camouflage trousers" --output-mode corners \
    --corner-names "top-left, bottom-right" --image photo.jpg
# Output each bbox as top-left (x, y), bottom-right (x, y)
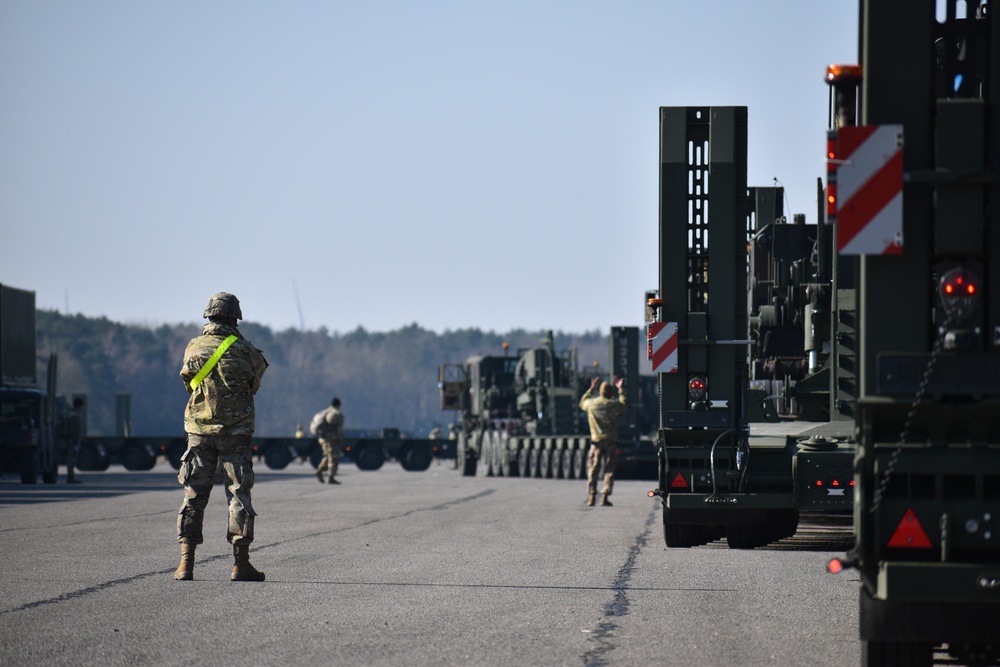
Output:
top-left (316, 438), bottom-right (342, 476)
top-left (176, 434), bottom-right (256, 546)
top-left (586, 440), bottom-right (619, 496)
top-left (66, 440), bottom-right (81, 470)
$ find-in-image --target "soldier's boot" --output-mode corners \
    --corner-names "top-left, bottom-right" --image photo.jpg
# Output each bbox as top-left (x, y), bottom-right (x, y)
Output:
top-left (601, 493), bottom-right (613, 507)
top-left (173, 543), bottom-right (195, 581)
top-left (586, 492), bottom-right (596, 507)
top-left (230, 544), bottom-right (265, 582)
top-left (328, 462), bottom-right (341, 484)
top-left (315, 468), bottom-right (325, 484)
top-left (66, 468), bottom-right (82, 484)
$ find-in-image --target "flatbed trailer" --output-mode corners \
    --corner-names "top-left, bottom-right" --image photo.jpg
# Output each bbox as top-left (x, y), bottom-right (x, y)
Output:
top-left (75, 429), bottom-right (443, 473)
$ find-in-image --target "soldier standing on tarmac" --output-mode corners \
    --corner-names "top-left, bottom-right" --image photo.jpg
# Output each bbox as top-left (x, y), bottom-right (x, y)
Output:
top-left (65, 397), bottom-right (84, 484)
top-left (173, 292), bottom-right (269, 582)
top-left (311, 397), bottom-right (344, 484)
top-left (579, 376), bottom-right (626, 507)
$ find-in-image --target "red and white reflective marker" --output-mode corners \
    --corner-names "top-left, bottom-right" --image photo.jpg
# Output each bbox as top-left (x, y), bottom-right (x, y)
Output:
top-left (648, 322), bottom-right (678, 373)
top-left (829, 124), bottom-right (904, 255)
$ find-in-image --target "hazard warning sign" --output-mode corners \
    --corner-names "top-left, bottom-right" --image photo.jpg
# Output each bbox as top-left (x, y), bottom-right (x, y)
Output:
top-left (828, 124), bottom-right (904, 255)
top-left (648, 322), bottom-right (678, 373)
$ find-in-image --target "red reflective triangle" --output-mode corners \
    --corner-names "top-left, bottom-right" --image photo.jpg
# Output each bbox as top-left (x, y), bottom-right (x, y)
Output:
top-left (887, 508), bottom-right (933, 548)
top-left (670, 473), bottom-right (689, 489)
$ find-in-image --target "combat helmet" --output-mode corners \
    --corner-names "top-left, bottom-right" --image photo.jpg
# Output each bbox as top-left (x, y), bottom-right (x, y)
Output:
top-left (203, 292), bottom-right (243, 320)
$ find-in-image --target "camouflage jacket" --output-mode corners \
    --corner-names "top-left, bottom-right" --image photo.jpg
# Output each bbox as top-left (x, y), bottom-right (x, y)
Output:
top-left (180, 322), bottom-right (268, 436)
top-left (579, 389), bottom-right (626, 443)
top-left (312, 406), bottom-right (345, 442)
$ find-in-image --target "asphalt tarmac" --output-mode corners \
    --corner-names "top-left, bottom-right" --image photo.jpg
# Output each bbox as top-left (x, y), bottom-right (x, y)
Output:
top-left (1, 459), bottom-right (860, 667)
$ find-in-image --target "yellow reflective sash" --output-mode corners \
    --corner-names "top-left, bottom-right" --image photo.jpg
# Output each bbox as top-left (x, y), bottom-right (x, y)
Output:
top-left (189, 335), bottom-right (239, 390)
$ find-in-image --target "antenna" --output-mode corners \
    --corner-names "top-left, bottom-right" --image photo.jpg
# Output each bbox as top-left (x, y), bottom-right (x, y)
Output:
top-left (292, 279), bottom-right (305, 330)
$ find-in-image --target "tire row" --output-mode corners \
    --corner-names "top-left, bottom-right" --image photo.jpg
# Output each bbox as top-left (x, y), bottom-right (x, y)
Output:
top-left (478, 430), bottom-right (591, 480)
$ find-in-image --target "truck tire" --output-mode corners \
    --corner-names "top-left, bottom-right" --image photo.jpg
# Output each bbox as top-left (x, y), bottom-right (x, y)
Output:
top-left (263, 444), bottom-right (294, 470)
top-left (402, 445), bottom-right (432, 472)
top-left (499, 449), bottom-right (518, 477)
top-left (461, 450), bottom-right (477, 476)
top-left (308, 442), bottom-right (323, 469)
top-left (355, 445), bottom-right (385, 471)
top-left (540, 449), bottom-right (553, 479)
top-left (726, 524), bottom-right (770, 549)
top-left (77, 441), bottom-right (111, 471)
top-left (19, 449), bottom-right (39, 484)
top-left (121, 442), bottom-right (157, 471)
top-left (517, 448), bottom-right (530, 479)
top-left (664, 522), bottom-right (698, 548)
top-left (860, 641), bottom-right (933, 667)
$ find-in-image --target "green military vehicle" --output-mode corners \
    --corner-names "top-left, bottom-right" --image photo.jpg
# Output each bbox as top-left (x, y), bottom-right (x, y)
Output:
top-left (0, 284), bottom-right (59, 484)
top-left (646, 106), bottom-right (856, 550)
top-left (822, 1), bottom-right (1000, 664)
top-left (439, 328), bottom-right (659, 481)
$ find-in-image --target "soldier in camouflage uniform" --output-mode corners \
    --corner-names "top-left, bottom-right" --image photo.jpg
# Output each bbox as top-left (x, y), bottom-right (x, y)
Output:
top-left (579, 375), bottom-right (626, 507)
top-left (173, 292), bottom-right (269, 582)
top-left (311, 397), bottom-right (344, 484)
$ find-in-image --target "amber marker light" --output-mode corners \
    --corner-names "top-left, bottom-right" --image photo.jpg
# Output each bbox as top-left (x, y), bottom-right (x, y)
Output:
top-left (825, 64), bottom-right (863, 83)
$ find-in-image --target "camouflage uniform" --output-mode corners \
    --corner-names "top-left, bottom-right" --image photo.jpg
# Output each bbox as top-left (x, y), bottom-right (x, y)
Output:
top-left (176, 320), bottom-right (268, 546)
top-left (312, 402), bottom-right (344, 483)
top-left (579, 383), bottom-right (626, 503)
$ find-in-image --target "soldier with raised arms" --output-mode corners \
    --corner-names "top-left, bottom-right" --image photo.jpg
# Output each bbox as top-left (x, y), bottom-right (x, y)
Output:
top-left (579, 375), bottom-right (626, 507)
top-left (173, 292), bottom-right (269, 582)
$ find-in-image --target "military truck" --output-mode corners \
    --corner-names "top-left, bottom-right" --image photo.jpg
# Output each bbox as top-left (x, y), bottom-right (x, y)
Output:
top-left (821, 1), bottom-right (1000, 664)
top-left (646, 104), bottom-right (857, 550)
top-left (439, 328), bottom-right (659, 481)
top-left (0, 284), bottom-right (59, 484)
top-left (71, 392), bottom-right (438, 473)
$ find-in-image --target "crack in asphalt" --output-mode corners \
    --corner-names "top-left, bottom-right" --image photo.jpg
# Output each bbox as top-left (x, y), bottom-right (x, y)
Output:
top-left (0, 488), bottom-right (496, 615)
top-left (581, 504), bottom-right (658, 667)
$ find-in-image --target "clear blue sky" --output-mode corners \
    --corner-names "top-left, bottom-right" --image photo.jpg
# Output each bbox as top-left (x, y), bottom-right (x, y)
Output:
top-left (1, 1), bottom-right (858, 334)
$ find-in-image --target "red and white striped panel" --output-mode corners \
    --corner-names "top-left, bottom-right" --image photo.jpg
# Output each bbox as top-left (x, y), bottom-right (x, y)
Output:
top-left (648, 322), bottom-right (678, 373)
top-left (834, 125), bottom-right (904, 255)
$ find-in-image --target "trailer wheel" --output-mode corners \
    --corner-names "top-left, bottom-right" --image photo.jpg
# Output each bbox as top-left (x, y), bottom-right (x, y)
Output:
top-left (726, 524), bottom-right (768, 549)
top-left (860, 640), bottom-right (933, 667)
top-left (663, 522), bottom-right (698, 548)
top-left (540, 450), bottom-right (553, 479)
top-left (308, 442), bottom-right (323, 468)
top-left (402, 445), bottom-right (432, 472)
top-left (478, 436), bottom-right (493, 477)
top-left (355, 445), bottom-right (385, 471)
top-left (562, 449), bottom-right (575, 480)
top-left (77, 441), bottom-right (111, 471)
top-left (19, 449), bottom-right (39, 484)
top-left (461, 449), bottom-right (477, 476)
top-left (121, 442), bottom-right (157, 471)
top-left (499, 449), bottom-right (518, 477)
top-left (263, 444), bottom-right (294, 470)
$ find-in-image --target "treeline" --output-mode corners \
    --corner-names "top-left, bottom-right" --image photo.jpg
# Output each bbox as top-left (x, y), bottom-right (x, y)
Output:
top-left (35, 311), bottom-right (610, 438)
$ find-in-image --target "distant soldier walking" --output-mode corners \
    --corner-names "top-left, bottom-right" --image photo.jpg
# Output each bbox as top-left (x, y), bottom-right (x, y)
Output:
top-left (311, 397), bottom-right (345, 484)
top-left (173, 292), bottom-right (269, 582)
top-left (579, 376), bottom-right (626, 507)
